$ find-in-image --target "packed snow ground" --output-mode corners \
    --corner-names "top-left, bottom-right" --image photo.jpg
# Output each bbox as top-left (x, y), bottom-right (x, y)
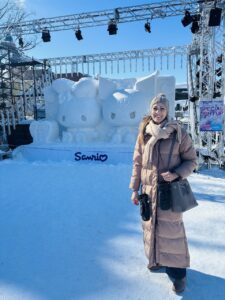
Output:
top-left (0, 159), bottom-right (225, 300)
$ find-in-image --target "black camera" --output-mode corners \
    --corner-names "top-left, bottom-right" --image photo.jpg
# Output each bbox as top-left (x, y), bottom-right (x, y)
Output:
top-left (158, 183), bottom-right (171, 210)
top-left (138, 193), bottom-right (152, 221)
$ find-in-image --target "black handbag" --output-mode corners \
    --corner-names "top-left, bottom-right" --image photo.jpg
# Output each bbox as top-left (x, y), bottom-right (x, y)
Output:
top-left (158, 133), bottom-right (198, 213)
top-left (170, 179), bottom-right (198, 212)
top-left (138, 193), bottom-right (152, 221)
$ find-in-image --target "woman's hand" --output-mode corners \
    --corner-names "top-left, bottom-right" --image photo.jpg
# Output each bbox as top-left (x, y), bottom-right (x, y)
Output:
top-left (131, 191), bottom-right (139, 205)
top-left (161, 171), bottom-right (179, 182)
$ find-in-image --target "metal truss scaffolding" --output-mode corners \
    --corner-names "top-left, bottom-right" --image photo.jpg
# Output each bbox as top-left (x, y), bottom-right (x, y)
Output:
top-left (187, 1), bottom-right (225, 166)
top-left (46, 45), bottom-right (189, 77)
top-left (0, 0), bottom-right (208, 36)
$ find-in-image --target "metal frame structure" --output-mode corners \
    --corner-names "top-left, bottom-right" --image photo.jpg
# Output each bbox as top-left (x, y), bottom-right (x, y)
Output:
top-left (187, 1), bottom-right (225, 166)
top-left (46, 45), bottom-right (189, 77)
top-left (0, 0), bottom-right (209, 36)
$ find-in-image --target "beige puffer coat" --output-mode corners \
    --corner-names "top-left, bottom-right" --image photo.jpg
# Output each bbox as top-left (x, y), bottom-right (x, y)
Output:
top-left (129, 125), bottom-right (197, 268)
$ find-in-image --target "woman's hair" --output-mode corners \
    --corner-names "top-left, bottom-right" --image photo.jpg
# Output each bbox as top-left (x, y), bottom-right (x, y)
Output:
top-left (138, 115), bottom-right (152, 144)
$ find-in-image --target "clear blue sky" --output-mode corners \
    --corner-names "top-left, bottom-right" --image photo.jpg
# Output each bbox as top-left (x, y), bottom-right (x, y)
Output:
top-left (22, 0), bottom-right (193, 83)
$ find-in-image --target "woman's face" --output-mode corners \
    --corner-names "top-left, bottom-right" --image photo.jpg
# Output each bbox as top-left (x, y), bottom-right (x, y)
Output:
top-left (151, 103), bottom-right (168, 124)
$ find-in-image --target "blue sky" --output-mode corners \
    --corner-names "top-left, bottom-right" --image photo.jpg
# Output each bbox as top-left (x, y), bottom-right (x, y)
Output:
top-left (22, 0), bottom-right (193, 83)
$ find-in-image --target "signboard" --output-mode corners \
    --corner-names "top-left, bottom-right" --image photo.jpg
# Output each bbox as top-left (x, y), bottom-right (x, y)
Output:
top-left (199, 100), bottom-right (224, 131)
top-left (14, 144), bottom-right (134, 164)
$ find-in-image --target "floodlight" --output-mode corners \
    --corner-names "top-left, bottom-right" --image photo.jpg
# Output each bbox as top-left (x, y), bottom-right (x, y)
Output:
top-left (75, 29), bottom-right (83, 40)
top-left (144, 21), bottom-right (151, 33)
top-left (191, 21), bottom-right (199, 34)
top-left (181, 10), bottom-right (193, 27)
top-left (189, 96), bottom-right (199, 102)
top-left (107, 20), bottom-right (118, 35)
top-left (42, 29), bottom-right (51, 42)
top-left (190, 14), bottom-right (201, 34)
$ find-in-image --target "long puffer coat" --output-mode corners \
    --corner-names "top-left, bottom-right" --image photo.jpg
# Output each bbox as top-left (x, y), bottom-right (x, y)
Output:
top-left (129, 126), bottom-right (197, 268)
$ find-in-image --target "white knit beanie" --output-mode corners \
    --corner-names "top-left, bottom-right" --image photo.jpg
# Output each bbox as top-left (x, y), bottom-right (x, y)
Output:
top-left (149, 93), bottom-right (169, 116)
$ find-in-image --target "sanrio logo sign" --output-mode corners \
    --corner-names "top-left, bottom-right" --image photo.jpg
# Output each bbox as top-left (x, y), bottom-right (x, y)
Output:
top-left (74, 151), bottom-right (108, 162)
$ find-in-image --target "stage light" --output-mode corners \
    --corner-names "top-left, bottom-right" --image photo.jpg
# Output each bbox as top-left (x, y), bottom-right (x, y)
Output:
top-left (181, 10), bottom-right (193, 27)
top-left (42, 28), bottom-right (51, 42)
top-left (144, 21), bottom-right (151, 33)
top-left (75, 29), bottom-right (83, 40)
top-left (208, 7), bottom-right (222, 27)
top-left (190, 14), bottom-right (200, 34)
top-left (107, 20), bottom-right (118, 35)
top-left (191, 21), bottom-right (199, 34)
top-left (189, 96), bottom-right (199, 102)
top-left (19, 37), bottom-right (24, 48)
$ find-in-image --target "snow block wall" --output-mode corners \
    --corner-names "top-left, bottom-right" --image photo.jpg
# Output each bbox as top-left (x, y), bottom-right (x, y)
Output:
top-left (30, 71), bottom-right (175, 145)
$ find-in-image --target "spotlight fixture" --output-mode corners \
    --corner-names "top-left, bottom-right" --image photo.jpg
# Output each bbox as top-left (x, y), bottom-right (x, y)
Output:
top-left (208, 7), bottom-right (222, 27)
top-left (144, 21), bottom-right (151, 33)
top-left (191, 21), bottom-right (199, 34)
top-left (190, 14), bottom-right (201, 34)
top-left (181, 10), bottom-right (193, 27)
top-left (107, 20), bottom-right (118, 35)
top-left (75, 29), bottom-right (83, 41)
top-left (42, 28), bottom-right (51, 42)
top-left (189, 95), bottom-right (199, 102)
top-left (18, 37), bottom-right (24, 48)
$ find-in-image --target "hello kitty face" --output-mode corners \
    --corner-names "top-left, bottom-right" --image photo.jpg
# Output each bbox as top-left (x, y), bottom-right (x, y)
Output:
top-left (58, 97), bottom-right (101, 128)
top-left (102, 89), bottom-right (149, 126)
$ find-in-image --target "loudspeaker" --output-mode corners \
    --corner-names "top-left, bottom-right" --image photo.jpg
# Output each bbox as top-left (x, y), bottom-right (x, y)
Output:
top-left (208, 8), bottom-right (222, 27)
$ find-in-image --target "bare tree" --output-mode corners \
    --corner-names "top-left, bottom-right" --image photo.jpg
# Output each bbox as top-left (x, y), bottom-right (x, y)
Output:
top-left (0, 0), bottom-right (37, 51)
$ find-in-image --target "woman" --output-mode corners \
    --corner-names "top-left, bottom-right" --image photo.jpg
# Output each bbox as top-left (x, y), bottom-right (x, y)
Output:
top-left (129, 93), bottom-right (197, 293)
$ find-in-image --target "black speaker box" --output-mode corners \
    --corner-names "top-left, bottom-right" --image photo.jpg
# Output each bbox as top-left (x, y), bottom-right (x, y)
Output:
top-left (208, 8), bottom-right (222, 27)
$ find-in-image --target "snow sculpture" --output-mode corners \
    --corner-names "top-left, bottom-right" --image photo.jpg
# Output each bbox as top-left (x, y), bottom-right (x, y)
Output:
top-left (29, 72), bottom-right (175, 145)
top-left (30, 120), bottom-right (59, 144)
top-left (99, 72), bottom-right (175, 143)
top-left (56, 78), bottom-right (100, 143)
top-left (31, 77), bottom-right (100, 144)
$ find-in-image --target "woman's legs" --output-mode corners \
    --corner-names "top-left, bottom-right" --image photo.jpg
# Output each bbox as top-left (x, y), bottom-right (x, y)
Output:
top-left (166, 267), bottom-right (186, 279)
top-left (166, 267), bottom-right (186, 293)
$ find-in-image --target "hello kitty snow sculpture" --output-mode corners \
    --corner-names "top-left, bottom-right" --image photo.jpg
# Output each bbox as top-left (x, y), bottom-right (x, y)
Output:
top-left (30, 72), bottom-right (175, 146)
top-left (30, 77), bottom-right (101, 144)
top-left (99, 71), bottom-right (173, 144)
top-left (99, 72), bottom-right (176, 143)
top-left (56, 77), bottom-right (100, 143)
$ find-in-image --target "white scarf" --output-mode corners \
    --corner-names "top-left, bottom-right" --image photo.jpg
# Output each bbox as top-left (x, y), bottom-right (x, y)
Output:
top-left (143, 119), bottom-right (182, 166)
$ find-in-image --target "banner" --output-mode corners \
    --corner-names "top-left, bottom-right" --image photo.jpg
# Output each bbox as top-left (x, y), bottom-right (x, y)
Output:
top-left (199, 100), bottom-right (224, 131)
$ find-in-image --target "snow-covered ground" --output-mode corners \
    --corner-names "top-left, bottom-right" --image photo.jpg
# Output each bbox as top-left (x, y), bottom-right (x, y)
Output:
top-left (0, 159), bottom-right (225, 300)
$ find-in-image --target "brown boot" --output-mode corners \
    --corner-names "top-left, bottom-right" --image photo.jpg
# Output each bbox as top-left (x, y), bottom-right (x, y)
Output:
top-left (172, 277), bottom-right (186, 293)
top-left (147, 264), bottom-right (162, 272)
